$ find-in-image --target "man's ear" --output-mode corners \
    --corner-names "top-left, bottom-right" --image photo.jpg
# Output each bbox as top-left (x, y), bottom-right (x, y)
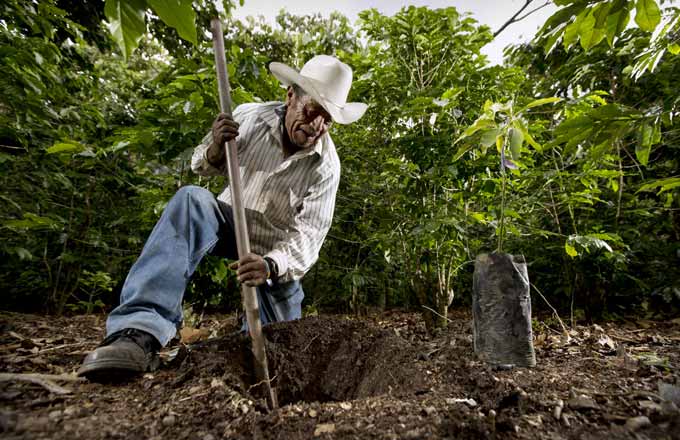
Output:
top-left (285, 86), bottom-right (294, 105)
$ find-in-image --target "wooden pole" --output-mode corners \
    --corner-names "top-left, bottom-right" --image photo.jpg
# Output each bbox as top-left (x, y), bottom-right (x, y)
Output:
top-left (210, 18), bottom-right (277, 409)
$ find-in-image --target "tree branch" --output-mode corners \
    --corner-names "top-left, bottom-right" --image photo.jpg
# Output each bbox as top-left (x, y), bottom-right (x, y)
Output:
top-left (494, 0), bottom-right (550, 38)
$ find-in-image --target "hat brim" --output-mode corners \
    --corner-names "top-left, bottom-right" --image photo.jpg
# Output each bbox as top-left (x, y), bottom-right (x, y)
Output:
top-left (270, 62), bottom-right (367, 125)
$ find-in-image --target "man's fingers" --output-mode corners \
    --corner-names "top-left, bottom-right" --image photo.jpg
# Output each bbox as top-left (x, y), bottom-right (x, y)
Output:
top-left (238, 269), bottom-right (265, 287)
top-left (216, 119), bottom-right (239, 130)
top-left (231, 254), bottom-right (266, 286)
top-left (237, 261), bottom-right (263, 277)
top-left (243, 278), bottom-right (265, 287)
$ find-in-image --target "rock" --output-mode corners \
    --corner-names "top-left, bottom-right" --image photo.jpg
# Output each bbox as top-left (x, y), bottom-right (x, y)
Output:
top-left (658, 382), bottom-right (680, 406)
top-left (314, 423), bottom-right (335, 436)
top-left (308, 409), bottom-right (318, 418)
top-left (339, 402), bottom-right (352, 410)
top-left (210, 378), bottom-right (225, 389)
top-left (625, 415), bottom-right (651, 431)
top-left (422, 406), bottom-right (437, 416)
top-left (445, 398), bottom-right (477, 407)
top-left (638, 400), bottom-right (662, 413)
top-left (48, 410), bottom-right (62, 422)
top-left (162, 415), bottom-right (176, 427)
top-left (568, 396), bottom-right (599, 411)
top-left (553, 399), bottom-right (564, 420)
top-left (203, 434), bottom-right (215, 440)
top-left (63, 406), bottom-right (81, 418)
top-left (561, 414), bottom-right (572, 427)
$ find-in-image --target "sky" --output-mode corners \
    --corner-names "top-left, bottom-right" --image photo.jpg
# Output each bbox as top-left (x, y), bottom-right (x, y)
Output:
top-left (231, 0), bottom-right (558, 65)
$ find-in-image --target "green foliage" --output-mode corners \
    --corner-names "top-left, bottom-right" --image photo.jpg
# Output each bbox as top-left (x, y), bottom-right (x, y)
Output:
top-left (1, 0), bottom-right (678, 323)
top-left (537, 0), bottom-right (680, 80)
top-left (103, 0), bottom-right (205, 60)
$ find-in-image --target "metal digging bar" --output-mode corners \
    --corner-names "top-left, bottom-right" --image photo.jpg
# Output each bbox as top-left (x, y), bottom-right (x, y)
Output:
top-left (210, 18), bottom-right (277, 410)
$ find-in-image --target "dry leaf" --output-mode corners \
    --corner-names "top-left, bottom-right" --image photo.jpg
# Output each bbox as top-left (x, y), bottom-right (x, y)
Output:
top-left (179, 327), bottom-right (210, 344)
top-left (314, 423), bottom-right (335, 436)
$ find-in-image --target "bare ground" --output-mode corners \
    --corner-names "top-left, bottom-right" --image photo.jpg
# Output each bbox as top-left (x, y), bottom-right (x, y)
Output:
top-left (1, 309), bottom-right (679, 439)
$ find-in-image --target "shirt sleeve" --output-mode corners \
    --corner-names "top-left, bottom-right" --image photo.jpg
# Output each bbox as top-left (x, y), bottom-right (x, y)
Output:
top-left (190, 105), bottom-right (254, 177)
top-left (265, 166), bottom-right (340, 283)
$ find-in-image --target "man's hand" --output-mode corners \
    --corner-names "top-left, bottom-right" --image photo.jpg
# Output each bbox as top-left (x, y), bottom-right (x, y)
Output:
top-left (207, 113), bottom-right (239, 166)
top-left (229, 253), bottom-right (268, 287)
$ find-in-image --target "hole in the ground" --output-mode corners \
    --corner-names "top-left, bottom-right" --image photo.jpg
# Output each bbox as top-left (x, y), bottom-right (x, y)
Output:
top-left (187, 316), bottom-right (427, 407)
top-left (261, 316), bottom-right (427, 406)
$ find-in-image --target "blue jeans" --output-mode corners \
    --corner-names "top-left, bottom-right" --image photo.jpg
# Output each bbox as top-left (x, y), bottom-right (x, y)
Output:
top-left (106, 185), bottom-right (304, 346)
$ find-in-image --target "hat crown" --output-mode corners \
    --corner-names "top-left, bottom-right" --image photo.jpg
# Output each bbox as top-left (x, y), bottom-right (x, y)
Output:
top-left (299, 55), bottom-right (352, 105)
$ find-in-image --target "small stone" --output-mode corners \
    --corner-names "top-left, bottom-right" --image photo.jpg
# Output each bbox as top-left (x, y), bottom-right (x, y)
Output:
top-left (445, 398), bottom-right (477, 407)
top-left (203, 434), bottom-right (216, 440)
top-left (553, 399), bottom-right (564, 420)
top-left (422, 406), bottom-right (437, 416)
top-left (240, 404), bottom-right (249, 414)
top-left (308, 409), bottom-right (318, 418)
top-left (625, 415), bottom-right (651, 431)
top-left (568, 396), bottom-right (599, 411)
top-left (162, 415), bottom-right (176, 427)
top-left (339, 402), bottom-right (352, 410)
top-left (210, 378), bottom-right (224, 388)
top-left (48, 410), bottom-right (62, 422)
top-left (638, 400), bottom-right (662, 412)
top-left (561, 414), bottom-right (572, 427)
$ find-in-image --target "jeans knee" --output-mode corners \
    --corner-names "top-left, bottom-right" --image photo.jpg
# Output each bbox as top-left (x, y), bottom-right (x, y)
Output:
top-left (178, 185), bottom-right (214, 203)
top-left (167, 185), bottom-right (214, 213)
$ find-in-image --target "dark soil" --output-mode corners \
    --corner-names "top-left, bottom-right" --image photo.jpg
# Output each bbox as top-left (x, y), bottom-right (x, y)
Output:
top-left (1, 310), bottom-right (679, 439)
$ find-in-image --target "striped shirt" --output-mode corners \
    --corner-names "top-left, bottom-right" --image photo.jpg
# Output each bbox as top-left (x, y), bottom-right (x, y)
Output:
top-left (191, 102), bottom-right (340, 283)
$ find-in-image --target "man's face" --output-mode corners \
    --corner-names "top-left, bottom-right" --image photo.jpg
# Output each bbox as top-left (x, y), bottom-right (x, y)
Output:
top-left (284, 87), bottom-right (332, 149)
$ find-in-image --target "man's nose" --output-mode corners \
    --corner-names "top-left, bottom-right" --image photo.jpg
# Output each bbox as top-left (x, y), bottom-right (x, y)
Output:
top-left (310, 115), bottom-right (324, 132)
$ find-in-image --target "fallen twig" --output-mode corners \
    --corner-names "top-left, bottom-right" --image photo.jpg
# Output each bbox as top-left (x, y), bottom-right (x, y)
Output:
top-left (178, 392), bottom-right (210, 402)
top-left (247, 374), bottom-right (278, 393)
top-left (0, 373), bottom-right (82, 395)
top-left (302, 335), bottom-right (320, 353)
top-left (38, 342), bottom-right (91, 354)
top-left (421, 305), bottom-right (453, 323)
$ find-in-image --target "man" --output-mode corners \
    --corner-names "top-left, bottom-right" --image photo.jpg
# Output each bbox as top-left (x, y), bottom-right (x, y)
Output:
top-left (78, 55), bottom-right (367, 380)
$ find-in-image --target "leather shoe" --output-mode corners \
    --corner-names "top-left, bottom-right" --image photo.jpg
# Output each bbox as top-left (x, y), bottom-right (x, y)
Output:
top-left (78, 328), bottom-right (161, 382)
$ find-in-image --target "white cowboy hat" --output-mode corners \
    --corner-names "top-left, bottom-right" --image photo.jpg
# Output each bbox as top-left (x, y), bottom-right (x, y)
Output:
top-left (269, 55), bottom-right (367, 125)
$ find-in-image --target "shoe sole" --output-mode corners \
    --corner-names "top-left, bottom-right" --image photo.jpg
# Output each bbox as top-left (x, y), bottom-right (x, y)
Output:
top-left (78, 359), bottom-right (146, 383)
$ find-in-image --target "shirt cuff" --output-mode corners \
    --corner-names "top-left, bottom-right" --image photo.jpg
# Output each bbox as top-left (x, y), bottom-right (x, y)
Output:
top-left (264, 250), bottom-right (288, 282)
